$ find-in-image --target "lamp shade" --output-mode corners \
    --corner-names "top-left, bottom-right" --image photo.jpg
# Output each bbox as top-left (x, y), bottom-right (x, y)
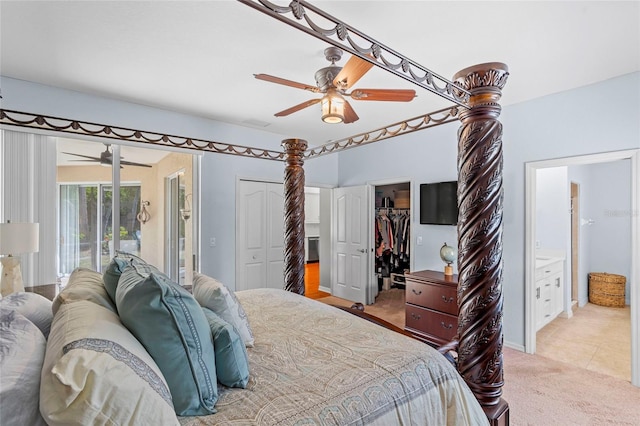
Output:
top-left (0, 222), bottom-right (40, 255)
top-left (321, 89), bottom-right (345, 124)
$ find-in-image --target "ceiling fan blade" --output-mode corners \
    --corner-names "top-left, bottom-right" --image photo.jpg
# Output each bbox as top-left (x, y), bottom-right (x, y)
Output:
top-left (274, 98), bottom-right (322, 117)
top-left (343, 100), bottom-right (359, 124)
top-left (62, 152), bottom-right (102, 162)
top-left (349, 88), bottom-right (417, 102)
top-left (254, 74), bottom-right (321, 93)
top-left (119, 160), bottom-right (152, 168)
top-left (333, 55), bottom-right (374, 90)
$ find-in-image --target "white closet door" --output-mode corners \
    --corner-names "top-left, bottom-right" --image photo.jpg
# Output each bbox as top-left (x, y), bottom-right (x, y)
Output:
top-left (236, 180), bottom-right (284, 291)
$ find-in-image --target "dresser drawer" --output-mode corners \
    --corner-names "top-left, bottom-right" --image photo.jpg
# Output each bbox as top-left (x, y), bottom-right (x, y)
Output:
top-left (405, 304), bottom-right (458, 342)
top-left (406, 280), bottom-right (457, 315)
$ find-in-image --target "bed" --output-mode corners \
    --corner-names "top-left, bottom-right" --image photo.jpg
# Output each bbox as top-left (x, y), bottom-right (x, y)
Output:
top-left (0, 0), bottom-right (509, 425)
top-left (179, 288), bottom-right (487, 425)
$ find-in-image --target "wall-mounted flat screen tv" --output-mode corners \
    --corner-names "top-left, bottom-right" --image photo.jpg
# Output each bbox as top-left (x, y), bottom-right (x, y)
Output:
top-left (419, 181), bottom-right (458, 225)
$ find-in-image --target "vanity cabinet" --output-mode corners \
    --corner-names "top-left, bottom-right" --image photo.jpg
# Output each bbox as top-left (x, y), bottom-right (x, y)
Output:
top-left (404, 270), bottom-right (458, 347)
top-left (535, 259), bottom-right (564, 331)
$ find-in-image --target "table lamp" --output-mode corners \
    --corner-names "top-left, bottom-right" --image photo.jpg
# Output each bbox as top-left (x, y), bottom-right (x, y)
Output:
top-left (0, 221), bottom-right (39, 296)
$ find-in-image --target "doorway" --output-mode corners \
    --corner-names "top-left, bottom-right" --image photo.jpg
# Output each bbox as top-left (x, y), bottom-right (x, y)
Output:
top-left (525, 149), bottom-right (639, 387)
top-left (571, 182), bottom-right (579, 303)
top-left (304, 186), bottom-right (330, 299)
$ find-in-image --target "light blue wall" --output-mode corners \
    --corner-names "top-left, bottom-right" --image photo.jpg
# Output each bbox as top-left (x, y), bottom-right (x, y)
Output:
top-left (338, 72), bottom-right (640, 347)
top-left (584, 160), bottom-right (632, 304)
top-left (0, 77), bottom-right (287, 150)
top-left (338, 122), bottom-right (460, 274)
top-left (0, 76), bottom-right (339, 290)
top-left (2, 72), bottom-right (638, 346)
top-left (200, 151), bottom-right (337, 288)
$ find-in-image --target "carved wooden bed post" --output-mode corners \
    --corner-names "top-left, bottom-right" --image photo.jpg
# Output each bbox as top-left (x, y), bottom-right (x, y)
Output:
top-left (454, 62), bottom-right (510, 426)
top-left (282, 138), bottom-right (308, 295)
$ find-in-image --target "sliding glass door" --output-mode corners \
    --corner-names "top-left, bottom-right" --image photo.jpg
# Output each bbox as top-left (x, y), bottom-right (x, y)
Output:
top-left (59, 183), bottom-right (141, 274)
top-left (56, 138), bottom-right (197, 284)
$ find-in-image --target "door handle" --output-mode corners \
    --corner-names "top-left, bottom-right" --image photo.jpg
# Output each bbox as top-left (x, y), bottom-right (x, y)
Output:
top-left (357, 249), bottom-right (367, 253)
top-left (536, 287), bottom-right (540, 299)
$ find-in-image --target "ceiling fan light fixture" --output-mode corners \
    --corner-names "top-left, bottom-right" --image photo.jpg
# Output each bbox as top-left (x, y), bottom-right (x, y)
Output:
top-left (321, 90), bottom-right (345, 124)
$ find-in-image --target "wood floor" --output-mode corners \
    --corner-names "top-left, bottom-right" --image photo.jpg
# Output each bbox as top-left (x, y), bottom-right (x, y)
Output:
top-left (304, 262), bottom-right (329, 299)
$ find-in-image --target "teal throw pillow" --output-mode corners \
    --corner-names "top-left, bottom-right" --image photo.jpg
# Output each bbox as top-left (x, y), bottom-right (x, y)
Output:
top-left (115, 260), bottom-right (218, 416)
top-left (102, 251), bottom-right (147, 304)
top-left (201, 307), bottom-right (250, 388)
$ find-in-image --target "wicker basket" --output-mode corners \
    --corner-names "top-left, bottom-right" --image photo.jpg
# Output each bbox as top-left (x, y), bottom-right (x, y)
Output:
top-left (588, 272), bottom-right (626, 308)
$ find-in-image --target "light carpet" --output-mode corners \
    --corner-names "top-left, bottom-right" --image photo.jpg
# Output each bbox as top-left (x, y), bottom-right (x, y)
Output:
top-left (503, 347), bottom-right (640, 425)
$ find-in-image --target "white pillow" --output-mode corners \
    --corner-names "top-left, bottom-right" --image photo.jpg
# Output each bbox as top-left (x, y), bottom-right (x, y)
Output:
top-left (52, 267), bottom-right (116, 315)
top-left (40, 300), bottom-right (179, 426)
top-left (192, 272), bottom-right (255, 347)
top-left (0, 309), bottom-right (47, 426)
top-left (0, 292), bottom-right (53, 338)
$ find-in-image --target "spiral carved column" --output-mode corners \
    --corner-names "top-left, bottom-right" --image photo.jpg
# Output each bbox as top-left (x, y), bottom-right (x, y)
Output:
top-left (454, 63), bottom-right (510, 425)
top-left (282, 138), bottom-right (307, 295)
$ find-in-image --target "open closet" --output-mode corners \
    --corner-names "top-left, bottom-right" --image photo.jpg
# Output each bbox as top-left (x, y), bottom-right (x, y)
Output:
top-left (374, 182), bottom-right (411, 292)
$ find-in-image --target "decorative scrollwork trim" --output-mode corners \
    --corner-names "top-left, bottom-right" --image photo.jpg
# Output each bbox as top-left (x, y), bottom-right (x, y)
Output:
top-left (304, 106), bottom-right (460, 158)
top-left (0, 109), bottom-right (286, 161)
top-left (238, 0), bottom-right (471, 108)
top-left (1, 107), bottom-right (460, 162)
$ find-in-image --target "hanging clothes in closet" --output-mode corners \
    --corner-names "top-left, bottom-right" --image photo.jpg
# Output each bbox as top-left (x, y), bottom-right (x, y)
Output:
top-left (375, 208), bottom-right (410, 277)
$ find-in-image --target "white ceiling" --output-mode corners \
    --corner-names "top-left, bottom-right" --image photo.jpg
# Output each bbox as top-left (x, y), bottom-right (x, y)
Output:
top-left (1, 1), bottom-right (639, 151)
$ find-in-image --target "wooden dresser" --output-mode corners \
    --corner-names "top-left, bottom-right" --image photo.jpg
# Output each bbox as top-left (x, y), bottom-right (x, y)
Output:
top-left (404, 270), bottom-right (458, 347)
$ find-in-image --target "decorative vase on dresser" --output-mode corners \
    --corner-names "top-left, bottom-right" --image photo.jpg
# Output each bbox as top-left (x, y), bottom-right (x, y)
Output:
top-left (404, 270), bottom-right (458, 347)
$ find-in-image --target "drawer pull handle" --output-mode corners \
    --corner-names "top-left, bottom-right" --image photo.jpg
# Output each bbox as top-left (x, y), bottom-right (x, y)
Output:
top-left (440, 322), bottom-right (453, 330)
top-left (412, 289), bottom-right (422, 296)
top-left (410, 312), bottom-right (421, 320)
top-left (441, 295), bottom-right (454, 303)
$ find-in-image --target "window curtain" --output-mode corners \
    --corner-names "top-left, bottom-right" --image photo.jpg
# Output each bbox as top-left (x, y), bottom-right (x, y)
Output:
top-left (0, 130), bottom-right (58, 288)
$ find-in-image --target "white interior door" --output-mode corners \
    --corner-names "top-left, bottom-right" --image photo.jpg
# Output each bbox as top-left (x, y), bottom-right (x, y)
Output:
top-left (237, 180), bottom-right (284, 291)
top-left (333, 185), bottom-right (370, 304)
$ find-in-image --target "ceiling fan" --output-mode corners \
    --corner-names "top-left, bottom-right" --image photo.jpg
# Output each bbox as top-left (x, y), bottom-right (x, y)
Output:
top-left (62, 144), bottom-right (152, 168)
top-left (255, 47), bottom-right (416, 124)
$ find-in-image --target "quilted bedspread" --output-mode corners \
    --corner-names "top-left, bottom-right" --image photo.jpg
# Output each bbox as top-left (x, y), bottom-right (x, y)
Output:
top-left (179, 288), bottom-right (487, 426)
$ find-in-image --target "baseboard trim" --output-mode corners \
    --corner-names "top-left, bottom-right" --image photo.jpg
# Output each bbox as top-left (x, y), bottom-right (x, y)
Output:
top-left (319, 285), bottom-right (331, 294)
top-left (504, 340), bottom-right (525, 352)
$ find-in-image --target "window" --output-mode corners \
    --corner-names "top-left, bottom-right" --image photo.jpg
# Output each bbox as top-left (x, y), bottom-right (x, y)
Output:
top-left (59, 183), bottom-right (141, 274)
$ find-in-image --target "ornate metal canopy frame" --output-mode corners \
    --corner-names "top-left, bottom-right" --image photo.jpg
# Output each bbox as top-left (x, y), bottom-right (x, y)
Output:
top-left (0, 106), bottom-right (459, 161)
top-left (238, 0), bottom-right (472, 108)
top-left (305, 106), bottom-right (459, 158)
top-left (0, 109), bottom-right (287, 161)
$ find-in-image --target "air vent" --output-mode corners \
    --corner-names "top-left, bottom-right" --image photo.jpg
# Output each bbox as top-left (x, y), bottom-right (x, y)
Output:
top-left (242, 119), bottom-right (271, 128)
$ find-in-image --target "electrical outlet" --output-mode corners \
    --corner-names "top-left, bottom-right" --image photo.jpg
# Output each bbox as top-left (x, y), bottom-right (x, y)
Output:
top-left (535, 240), bottom-right (540, 249)
top-left (209, 237), bottom-right (216, 247)
top-left (416, 236), bottom-right (423, 246)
